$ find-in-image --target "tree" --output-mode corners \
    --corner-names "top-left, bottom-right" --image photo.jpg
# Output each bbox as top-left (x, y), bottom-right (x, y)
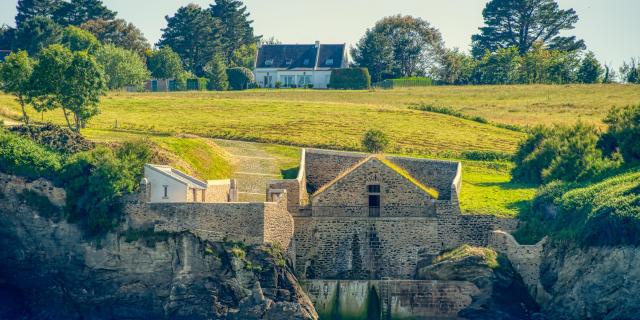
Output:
top-left (437, 48), bottom-right (477, 85)
top-left (80, 19), bottom-right (150, 55)
top-left (476, 47), bottom-right (522, 84)
top-left (28, 45), bottom-right (106, 131)
top-left (226, 67), bottom-right (254, 90)
top-left (158, 4), bottom-right (220, 75)
top-left (147, 46), bottom-right (184, 79)
top-left (472, 0), bottom-right (585, 57)
top-left (54, 0), bottom-right (116, 26)
top-left (15, 0), bottom-right (62, 27)
top-left (260, 36), bottom-right (281, 46)
top-left (209, 0), bottom-right (260, 64)
top-left (351, 30), bottom-right (394, 83)
top-left (0, 51), bottom-right (34, 125)
top-left (61, 25), bottom-right (100, 52)
top-left (362, 129), bottom-right (389, 153)
top-left (13, 16), bottom-right (63, 55)
top-left (59, 51), bottom-right (107, 130)
top-left (352, 15), bottom-right (444, 80)
top-left (604, 105), bottom-right (640, 164)
top-left (0, 25), bottom-right (16, 49)
top-left (577, 51), bottom-right (603, 84)
top-left (95, 44), bottom-right (150, 90)
top-left (619, 58), bottom-right (640, 84)
top-left (204, 53), bottom-right (228, 91)
top-left (603, 64), bottom-right (617, 84)
top-left (230, 43), bottom-right (257, 69)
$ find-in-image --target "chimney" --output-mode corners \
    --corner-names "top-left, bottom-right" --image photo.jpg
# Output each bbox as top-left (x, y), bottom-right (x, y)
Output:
top-left (315, 41), bottom-right (320, 48)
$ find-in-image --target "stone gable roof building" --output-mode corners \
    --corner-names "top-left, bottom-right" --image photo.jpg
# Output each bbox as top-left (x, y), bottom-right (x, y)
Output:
top-left (253, 41), bottom-right (348, 89)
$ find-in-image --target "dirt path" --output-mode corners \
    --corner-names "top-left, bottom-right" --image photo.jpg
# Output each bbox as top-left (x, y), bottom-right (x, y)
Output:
top-left (213, 139), bottom-right (286, 202)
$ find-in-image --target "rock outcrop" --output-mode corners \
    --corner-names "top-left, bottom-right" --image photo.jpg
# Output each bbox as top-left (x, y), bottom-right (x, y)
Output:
top-left (0, 174), bottom-right (317, 319)
top-left (539, 242), bottom-right (640, 320)
top-left (417, 245), bottom-right (541, 320)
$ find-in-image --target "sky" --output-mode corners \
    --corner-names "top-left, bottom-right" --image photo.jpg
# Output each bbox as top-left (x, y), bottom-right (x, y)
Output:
top-left (1, 0), bottom-right (639, 68)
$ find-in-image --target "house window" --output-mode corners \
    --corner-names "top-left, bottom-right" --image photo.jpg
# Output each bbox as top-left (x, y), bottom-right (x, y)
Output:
top-left (265, 59), bottom-right (274, 66)
top-left (163, 185), bottom-right (168, 199)
top-left (325, 58), bottom-right (334, 66)
top-left (368, 184), bottom-right (381, 217)
top-left (281, 75), bottom-right (295, 87)
top-left (192, 189), bottom-right (197, 202)
top-left (285, 59), bottom-right (293, 65)
top-left (298, 75), bottom-right (312, 86)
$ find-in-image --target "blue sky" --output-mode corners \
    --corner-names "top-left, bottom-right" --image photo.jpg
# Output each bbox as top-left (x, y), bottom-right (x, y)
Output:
top-left (1, 0), bottom-right (639, 68)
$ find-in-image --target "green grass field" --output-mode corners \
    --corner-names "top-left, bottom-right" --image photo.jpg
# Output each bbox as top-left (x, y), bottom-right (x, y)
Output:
top-left (3, 84), bottom-right (633, 217)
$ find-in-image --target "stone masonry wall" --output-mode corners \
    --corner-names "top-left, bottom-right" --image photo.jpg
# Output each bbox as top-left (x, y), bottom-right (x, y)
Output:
top-left (205, 180), bottom-right (232, 203)
top-left (312, 158), bottom-right (437, 217)
top-left (387, 156), bottom-right (459, 200)
top-left (304, 149), bottom-right (366, 193)
top-left (263, 194), bottom-right (295, 249)
top-left (302, 279), bottom-right (479, 319)
top-left (489, 230), bottom-right (546, 300)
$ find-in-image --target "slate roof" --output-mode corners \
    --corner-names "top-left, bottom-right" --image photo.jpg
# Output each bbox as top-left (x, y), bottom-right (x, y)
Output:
top-left (255, 43), bottom-right (346, 70)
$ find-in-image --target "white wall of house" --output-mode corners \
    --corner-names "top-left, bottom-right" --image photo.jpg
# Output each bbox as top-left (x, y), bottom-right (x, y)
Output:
top-left (144, 166), bottom-right (188, 203)
top-left (254, 70), bottom-right (334, 89)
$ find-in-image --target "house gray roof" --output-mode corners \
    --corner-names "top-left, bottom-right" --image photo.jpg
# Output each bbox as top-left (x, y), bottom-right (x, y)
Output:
top-left (255, 43), bottom-right (346, 70)
top-left (145, 164), bottom-right (208, 189)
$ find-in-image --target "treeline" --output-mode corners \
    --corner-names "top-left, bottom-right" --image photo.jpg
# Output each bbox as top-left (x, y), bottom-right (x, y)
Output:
top-left (351, 0), bottom-right (640, 85)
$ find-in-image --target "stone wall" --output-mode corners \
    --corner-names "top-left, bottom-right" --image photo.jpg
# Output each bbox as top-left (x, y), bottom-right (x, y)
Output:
top-left (267, 149), bottom-right (308, 212)
top-left (489, 230), bottom-right (546, 300)
top-left (304, 149), bottom-right (366, 193)
top-left (387, 156), bottom-right (459, 200)
top-left (311, 158), bottom-right (437, 217)
top-left (292, 214), bottom-right (518, 280)
top-left (263, 194), bottom-right (295, 248)
top-left (204, 179), bottom-right (233, 203)
top-left (302, 279), bottom-right (479, 319)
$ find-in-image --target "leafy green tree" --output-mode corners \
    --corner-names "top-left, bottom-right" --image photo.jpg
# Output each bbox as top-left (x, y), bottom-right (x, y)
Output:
top-left (604, 105), bottom-right (640, 164)
top-left (476, 47), bottom-right (522, 84)
top-left (13, 16), bottom-right (63, 55)
top-left (512, 123), bottom-right (606, 184)
top-left (230, 43), bottom-right (257, 69)
top-left (61, 25), bottom-right (100, 52)
top-left (54, 0), bottom-right (116, 26)
top-left (226, 67), bottom-right (254, 90)
top-left (362, 129), bottom-right (389, 153)
top-left (60, 51), bottom-right (107, 130)
top-left (0, 51), bottom-right (34, 125)
top-left (147, 46), bottom-right (184, 79)
top-left (602, 64), bottom-right (617, 84)
top-left (472, 0), bottom-right (585, 57)
top-left (158, 4), bottom-right (220, 75)
top-left (352, 15), bottom-right (444, 80)
top-left (95, 44), bottom-right (150, 90)
top-left (619, 58), bottom-right (640, 84)
top-left (27, 44), bottom-right (73, 114)
top-left (0, 25), bottom-right (16, 49)
top-left (577, 51), bottom-right (603, 84)
top-left (204, 53), bottom-right (229, 91)
top-left (28, 45), bottom-right (106, 131)
top-left (437, 48), bottom-right (477, 85)
top-left (351, 30), bottom-right (394, 83)
top-left (15, 0), bottom-right (63, 27)
top-left (80, 19), bottom-right (150, 55)
top-left (209, 0), bottom-right (260, 64)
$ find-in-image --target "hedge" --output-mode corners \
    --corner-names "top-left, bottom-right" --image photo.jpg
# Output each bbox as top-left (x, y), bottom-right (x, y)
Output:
top-left (329, 68), bottom-right (371, 90)
top-left (227, 67), bottom-right (255, 90)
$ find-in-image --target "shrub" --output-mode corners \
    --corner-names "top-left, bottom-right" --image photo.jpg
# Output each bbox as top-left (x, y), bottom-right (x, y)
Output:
top-left (0, 129), bottom-right (62, 180)
top-left (329, 68), bottom-right (371, 90)
top-left (462, 150), bottom-right (512, 162)
top-left (226, 67), bottom-right (255, 90)
top-left (512, 123), bottom-right (609, 184)
top-left (362, 129), bottom-right (389, 153)
top-left (274, 81), bottom-right (282, 89)
top-left (603, 104), bottom-right (640, 164)
top-left (9, 123), bottom-right (94, 154)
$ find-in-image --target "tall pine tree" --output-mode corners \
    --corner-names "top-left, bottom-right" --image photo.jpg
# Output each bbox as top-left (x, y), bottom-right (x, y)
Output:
top-left (55, 0), bottom-right (116, 26)
top-left (209, 0), bottom-right (260, 64)
top-left (15, 0), bottom-right (63, 27)
top-left (158, 4), bottom-right (220, 76)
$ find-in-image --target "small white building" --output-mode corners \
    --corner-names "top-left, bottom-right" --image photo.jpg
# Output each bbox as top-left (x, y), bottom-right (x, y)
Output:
top-left (143, 164), bottom-right (238, 203)
top-left (253, 41), bottom-right (348, 89)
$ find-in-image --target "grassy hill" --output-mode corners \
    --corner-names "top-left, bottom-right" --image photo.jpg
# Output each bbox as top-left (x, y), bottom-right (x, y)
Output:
top-left (3, 84), bottom-right (635, 217)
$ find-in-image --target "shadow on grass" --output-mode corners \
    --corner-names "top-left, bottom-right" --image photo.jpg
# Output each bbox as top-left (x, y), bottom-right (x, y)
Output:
top-left (281, 167), bottom-right (300, 179)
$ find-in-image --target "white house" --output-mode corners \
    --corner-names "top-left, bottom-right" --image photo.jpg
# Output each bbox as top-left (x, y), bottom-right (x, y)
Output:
top-left (253, 41), bottom-right (348, 89)
top-left (143, 164), bottom-right (238, 203)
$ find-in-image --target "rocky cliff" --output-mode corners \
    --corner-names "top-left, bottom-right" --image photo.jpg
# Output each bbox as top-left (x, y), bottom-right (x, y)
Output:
top-left (538, 242), bottom-right (640, 320)
top-left (0, 174), bottom-right (317, 319)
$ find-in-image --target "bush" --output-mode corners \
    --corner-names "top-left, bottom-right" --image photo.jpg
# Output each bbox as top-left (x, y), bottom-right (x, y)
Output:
top-left (603, 104), bottom-right (640, 164)
top-left (226, 67), bottom-right (255, 90)
top-left (362, 129), bottom-right (389, 153)
top-left (329, 68), bottom-right (371, 90)
top-left (512, 123), bottom-right (610, 184)
top-left (462, 150), bottom-right (513, 162)
top-left (0, 129), bottom-right (62, 180)
top-left (274, 81), bottom-right (282, 89)
top-left (9, 123), bottom-right (94, 154)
